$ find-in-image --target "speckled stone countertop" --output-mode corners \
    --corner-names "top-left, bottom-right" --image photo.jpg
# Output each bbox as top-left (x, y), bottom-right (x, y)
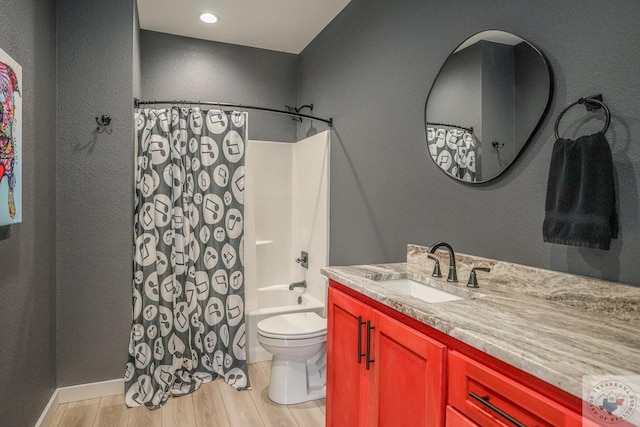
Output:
top-left (321, 244), bottom-right (640, 400)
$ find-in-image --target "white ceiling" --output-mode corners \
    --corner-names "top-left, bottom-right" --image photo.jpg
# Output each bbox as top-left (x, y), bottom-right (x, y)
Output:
top-left (137, 0), bottom-right (351, 54)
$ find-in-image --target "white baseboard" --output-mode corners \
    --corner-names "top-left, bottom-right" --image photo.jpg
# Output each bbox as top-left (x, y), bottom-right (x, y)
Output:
top-left (57, 378), bottom-right (124, 403)
top-left (34, 389), bottom-right (59, 427)
top-left (34, 378), bottom-right (123, 427)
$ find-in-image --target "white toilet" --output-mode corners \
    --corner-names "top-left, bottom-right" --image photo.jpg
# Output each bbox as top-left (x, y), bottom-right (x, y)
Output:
top-left (256, 311), bottom-right (327, 404)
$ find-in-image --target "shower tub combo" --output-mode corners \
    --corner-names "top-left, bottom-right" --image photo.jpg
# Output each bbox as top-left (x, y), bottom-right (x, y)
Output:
top-left (242, 132), bottom-right (330, 402)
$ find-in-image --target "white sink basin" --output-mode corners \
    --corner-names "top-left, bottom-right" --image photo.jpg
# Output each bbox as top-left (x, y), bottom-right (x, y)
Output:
top-left (376, 278), bottom-right (462, 303)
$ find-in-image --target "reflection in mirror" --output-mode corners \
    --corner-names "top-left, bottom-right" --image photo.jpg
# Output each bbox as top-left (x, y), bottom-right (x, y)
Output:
top-left (425, 30), bottom-right (552, 183)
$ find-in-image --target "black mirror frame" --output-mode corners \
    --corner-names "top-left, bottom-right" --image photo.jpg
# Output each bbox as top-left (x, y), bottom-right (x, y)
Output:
top-left (424, 29), bottom-right (554, 184)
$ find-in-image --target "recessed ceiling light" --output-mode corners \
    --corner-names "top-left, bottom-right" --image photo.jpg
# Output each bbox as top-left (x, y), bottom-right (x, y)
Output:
top-left (199, 12), bottom-right (219, 24)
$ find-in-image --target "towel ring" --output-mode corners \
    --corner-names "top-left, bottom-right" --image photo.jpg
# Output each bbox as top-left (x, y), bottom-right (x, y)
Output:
top-left (554, 97), bottom-right (610, 139)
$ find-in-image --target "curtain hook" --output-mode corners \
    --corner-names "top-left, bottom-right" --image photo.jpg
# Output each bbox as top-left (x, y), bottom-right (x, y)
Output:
top-left (95, 115), bottom-right (111, 127)
top-left (95, 115), bottom-right (111, 132)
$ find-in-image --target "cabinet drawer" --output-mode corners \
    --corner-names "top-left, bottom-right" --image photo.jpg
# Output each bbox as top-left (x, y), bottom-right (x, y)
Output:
top-left (448, 351), bottom-right (583, 427)
top-left (446, 405), bottom-right (479, 427)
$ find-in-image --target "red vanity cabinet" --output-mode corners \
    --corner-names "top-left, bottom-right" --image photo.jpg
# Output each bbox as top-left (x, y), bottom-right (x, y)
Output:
top-left (327, 279), bottom-right (613, 427)
top-left (327, 286), bottom-right (446, 427)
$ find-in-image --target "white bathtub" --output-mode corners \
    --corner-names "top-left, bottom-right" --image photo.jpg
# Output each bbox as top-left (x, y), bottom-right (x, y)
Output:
top-left (245, 285), bottom-right (325, 363)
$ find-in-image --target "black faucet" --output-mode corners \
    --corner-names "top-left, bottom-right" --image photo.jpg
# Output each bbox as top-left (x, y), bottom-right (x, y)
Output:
top-left (289, 280), bottom-right (307, 290)
top-left (428, 242), bottom-right (458, 283)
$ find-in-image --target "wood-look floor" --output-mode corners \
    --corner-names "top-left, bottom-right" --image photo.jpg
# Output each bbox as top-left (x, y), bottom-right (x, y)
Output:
top-left (48, 362), bottom-right (326, 427)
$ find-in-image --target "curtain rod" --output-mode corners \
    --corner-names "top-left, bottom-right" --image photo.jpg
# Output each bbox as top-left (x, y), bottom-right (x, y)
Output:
top-left (134, 98), bottom-right (333, 127)
top-left (427, 122), bottom-right (474, 133)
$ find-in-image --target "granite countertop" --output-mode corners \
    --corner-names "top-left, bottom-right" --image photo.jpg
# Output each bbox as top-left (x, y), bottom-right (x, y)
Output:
top-left (321, 245), bottom-right (640, 400)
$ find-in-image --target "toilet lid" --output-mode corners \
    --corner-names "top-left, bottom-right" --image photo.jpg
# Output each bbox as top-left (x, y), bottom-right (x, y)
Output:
top-left (257, 312), bottom-right (326, 339)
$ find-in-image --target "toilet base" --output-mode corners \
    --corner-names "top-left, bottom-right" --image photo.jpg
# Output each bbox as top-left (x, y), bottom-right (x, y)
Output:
top-left (267, 354), bottom-right (326, 404)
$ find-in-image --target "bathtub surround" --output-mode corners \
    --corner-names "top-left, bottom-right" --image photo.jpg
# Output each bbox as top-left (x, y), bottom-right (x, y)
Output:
top-left (244, 131), bottom-right (330, 362)
top-left (291, 132), bottom-right (331, 306)
top-left (244, 132), bottom-right (330, 308)
top-left (126, 107), bottom-right (250, 408)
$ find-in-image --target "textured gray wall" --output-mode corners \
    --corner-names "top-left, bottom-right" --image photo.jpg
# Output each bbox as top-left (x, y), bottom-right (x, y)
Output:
top-left (133, 2), bottom-right (142, 98)
top-left (56, 0), bottom-right (134, 386)
top-left (0, 0), bottom-right (57, 425)
top-left (514, 41), bottom-right (550, 162)
top-left (140, 30), bottom-right (299, 142)
top-left (299, 0), bottom-right (640, 286)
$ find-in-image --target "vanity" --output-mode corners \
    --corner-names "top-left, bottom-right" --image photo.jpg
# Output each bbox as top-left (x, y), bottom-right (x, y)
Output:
top-left (321, 245), bottom-right (640, 426)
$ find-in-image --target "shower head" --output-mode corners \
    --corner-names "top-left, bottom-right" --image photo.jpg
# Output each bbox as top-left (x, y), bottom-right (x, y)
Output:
top-left (285, 105), bottom-right (303, 122)
top-left (285, 104), bottom-right (314, 123)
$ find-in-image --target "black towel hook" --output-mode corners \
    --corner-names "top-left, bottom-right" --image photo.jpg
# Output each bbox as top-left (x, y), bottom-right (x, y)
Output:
top-left (95, 114), bottom-right (113, 134)
top-left (554, 95), bottom-right (610, 139)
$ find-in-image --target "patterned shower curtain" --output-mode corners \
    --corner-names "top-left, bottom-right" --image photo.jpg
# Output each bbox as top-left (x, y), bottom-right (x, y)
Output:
top-left (427, 126), bottom-right (477, 182)
top-left (125, 107), bottom-right (250, 409)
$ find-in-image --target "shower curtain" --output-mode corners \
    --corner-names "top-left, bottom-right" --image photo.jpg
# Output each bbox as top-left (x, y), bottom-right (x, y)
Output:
top-left (125, 107), bottom-right (250, 408)
top-left (427, 126), bottom-right (477, 182)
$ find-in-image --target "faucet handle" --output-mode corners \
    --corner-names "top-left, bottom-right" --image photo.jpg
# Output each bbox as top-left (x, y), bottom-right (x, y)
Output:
top-left (295, 251), bottom-right (309, 269)
top-left (427, 255), bottom-right (442, 278)
top-left (467, 267), bottom-right (490, 288)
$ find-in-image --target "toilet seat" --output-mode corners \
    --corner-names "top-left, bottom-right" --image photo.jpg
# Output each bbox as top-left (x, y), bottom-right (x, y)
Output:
top-left (257, 312), bottom-right (326, 340)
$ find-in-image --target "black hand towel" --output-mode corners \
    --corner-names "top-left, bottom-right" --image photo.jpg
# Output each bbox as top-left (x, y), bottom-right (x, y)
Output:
top-left (543, 132), bottom-right (618, 250)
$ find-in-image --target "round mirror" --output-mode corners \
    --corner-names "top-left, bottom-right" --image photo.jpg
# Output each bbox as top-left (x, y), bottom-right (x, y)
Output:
top-left (425, 30), bottom-right (553, 183)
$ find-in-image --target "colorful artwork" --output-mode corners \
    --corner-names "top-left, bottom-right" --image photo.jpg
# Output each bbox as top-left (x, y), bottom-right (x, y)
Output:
top-left (0, 47), bottom-right (21, 225)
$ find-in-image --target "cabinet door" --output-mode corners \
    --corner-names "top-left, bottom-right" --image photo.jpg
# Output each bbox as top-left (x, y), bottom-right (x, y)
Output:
top-left (370, 309), bottom-right (447, 427)
top-left (449, 351), bottom-right (585, 427)
top-left (327, 287), bottom-right (372, 427)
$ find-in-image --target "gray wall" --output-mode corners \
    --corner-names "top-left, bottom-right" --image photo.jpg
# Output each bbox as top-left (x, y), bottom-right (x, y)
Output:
top-left (514, 41), bottom-right (552, 161)
top-left (56, 0), bottom-right (134, 386)
top-left (299, 0), bottom-right (640, 286)
top-left (0, 0), bottom-right (57, 425)
top-left (133, 1), bottom-right (142, 98)
top-left (140, 30), bottom-right (299, 142)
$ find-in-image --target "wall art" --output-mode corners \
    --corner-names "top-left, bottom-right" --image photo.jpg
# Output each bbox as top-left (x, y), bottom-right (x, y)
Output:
top-left (0, 47), bottom-right (21, 225)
